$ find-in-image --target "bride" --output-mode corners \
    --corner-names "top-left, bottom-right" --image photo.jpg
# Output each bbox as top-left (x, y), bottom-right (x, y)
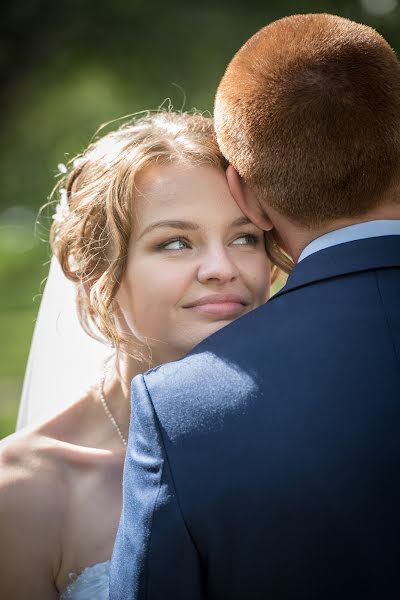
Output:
top-left (0, 111), bottom-right (290, 599)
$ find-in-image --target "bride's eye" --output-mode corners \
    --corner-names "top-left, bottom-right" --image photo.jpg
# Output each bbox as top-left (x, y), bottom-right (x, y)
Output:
top-left (232, 233), bottom-right (259, 246)
top-left (159, 238), bottom-right (191, 251)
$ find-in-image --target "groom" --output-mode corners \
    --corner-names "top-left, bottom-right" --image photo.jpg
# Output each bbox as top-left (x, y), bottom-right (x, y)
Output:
top-left (111, 14), bottom-right (400, 599)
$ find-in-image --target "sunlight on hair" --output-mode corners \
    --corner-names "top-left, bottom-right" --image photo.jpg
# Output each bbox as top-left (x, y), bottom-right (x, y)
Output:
top-left (360, 0), bottom-right (398, 16)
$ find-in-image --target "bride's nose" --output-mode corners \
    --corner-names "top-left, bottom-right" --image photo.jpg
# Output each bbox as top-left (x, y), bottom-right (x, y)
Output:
top-left (197, 244), bottom-right (239, 284)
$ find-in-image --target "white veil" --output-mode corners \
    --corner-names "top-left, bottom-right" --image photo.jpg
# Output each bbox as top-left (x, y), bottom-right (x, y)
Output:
top-left (17, 256), bottom-right (113, 429)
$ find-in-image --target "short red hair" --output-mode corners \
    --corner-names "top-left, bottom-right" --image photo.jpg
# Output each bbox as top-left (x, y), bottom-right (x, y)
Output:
top-left (215, 14), bottom-right (400, 226)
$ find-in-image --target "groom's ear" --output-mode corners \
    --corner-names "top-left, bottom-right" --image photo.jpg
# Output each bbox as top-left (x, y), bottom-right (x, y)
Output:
top-left (226, 166), bottom-right (273, 232)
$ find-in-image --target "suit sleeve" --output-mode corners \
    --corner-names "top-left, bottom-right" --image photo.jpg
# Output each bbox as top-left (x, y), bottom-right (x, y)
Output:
top-left (110, 374), bottom-right (204, 600)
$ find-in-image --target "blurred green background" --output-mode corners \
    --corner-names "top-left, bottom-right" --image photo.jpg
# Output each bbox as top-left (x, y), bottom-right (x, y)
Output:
top-left (1, 0), bottom-right (399, 439)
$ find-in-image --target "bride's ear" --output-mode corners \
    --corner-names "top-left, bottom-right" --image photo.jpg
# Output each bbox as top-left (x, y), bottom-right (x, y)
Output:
top-left (226, 165), bottom-right (273, 232)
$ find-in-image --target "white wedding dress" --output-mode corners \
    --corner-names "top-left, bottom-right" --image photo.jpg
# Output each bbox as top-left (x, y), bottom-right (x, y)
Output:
top-left (59, 561), bottom-right (110, 599)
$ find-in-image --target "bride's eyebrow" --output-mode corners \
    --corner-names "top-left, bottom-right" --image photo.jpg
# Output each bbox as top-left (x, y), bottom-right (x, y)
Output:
top-left (138, 216), bottom-right (253, 240)
top-left (231, 216), bottom-right (252, 227)
top-left (138, 220), bottom-right (199, 239)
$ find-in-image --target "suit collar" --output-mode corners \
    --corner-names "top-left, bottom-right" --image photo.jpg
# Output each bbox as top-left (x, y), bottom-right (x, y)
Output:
top-left (298, 219), bottom-right (400, 262)
top-left (274, 235), bottom-right (400, 299)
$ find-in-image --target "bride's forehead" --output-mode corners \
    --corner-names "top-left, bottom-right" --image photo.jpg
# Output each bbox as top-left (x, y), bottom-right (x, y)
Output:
top-left (132, 162), bottom-right (237, 219)
top-left (137, 161), bottom-right (225, 194)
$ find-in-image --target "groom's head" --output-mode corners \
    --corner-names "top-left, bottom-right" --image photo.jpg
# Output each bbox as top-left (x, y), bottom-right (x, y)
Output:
top-left (215, 14), bottom-right (400, 247)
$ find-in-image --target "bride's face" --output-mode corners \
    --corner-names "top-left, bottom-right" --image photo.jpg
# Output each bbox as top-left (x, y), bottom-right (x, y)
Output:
top-left (116, 161), bottom-right (271, 365)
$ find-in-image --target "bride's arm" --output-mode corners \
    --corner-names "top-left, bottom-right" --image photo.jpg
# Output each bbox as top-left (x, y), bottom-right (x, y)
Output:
top-left (0, 433), bottom-right (63, 599)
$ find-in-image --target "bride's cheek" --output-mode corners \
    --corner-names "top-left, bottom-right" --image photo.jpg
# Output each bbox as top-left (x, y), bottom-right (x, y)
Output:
top-left (248, 256), bottom-right (271, 302)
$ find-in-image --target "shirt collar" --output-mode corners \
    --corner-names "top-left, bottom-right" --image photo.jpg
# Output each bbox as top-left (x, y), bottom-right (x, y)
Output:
top-left (298, 220), bottom-right (400, 262)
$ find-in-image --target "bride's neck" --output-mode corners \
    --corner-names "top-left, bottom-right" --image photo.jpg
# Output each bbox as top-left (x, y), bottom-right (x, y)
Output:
top-left (100, 351), bottom-right (149, 440)
top-left (113, 351), bottom-right (148, 401)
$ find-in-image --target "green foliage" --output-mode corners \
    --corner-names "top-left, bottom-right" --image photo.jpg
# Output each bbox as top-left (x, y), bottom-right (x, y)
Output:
top-left (0, 239), bottom-right (49, 312)
top-left (0, 228), bottom-right (47, 438)
top-left (0, 380), bottom-right (21, 439)
top-left (0, 309), bottom-right (37, 377)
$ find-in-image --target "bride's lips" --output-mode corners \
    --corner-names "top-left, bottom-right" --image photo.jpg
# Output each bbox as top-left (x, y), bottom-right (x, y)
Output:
top-left (183, 293), bottom-right (249, 317)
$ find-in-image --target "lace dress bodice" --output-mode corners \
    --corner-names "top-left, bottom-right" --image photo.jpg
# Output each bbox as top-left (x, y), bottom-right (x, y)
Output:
top-left (59, 560), bottom-right (110, 599)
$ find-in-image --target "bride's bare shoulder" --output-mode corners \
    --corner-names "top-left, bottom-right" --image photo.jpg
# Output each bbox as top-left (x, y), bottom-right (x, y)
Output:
top-left (0, 390), bottom-right (107, 482)
top-left (0, 428), bottom-right (67, 597)
top-left (0, 426), bottom-right (68, 515)
top-left (0, 394), bottom-right (92, 505)
top-left (0, 390), bottom-right (114, 495)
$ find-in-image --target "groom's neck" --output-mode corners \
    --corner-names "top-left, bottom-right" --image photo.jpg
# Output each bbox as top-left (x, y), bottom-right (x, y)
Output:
top-left (273, 201), bottom-right (400, 264)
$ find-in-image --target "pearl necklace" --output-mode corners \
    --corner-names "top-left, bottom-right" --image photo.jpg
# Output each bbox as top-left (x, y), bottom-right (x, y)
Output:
top-left (98, 367), bottom-right (128, 448)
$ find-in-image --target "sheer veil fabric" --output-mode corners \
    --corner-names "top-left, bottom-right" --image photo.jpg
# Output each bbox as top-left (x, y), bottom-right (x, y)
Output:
top-left (17, 256), bottom-right (113, 429)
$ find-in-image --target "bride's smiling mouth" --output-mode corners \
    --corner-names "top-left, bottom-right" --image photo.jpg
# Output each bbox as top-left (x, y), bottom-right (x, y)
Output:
top-left (182, 293), bottom-right (249, 317)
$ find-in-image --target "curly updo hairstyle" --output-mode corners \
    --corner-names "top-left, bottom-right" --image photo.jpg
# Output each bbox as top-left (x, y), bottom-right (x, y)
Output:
top-left (51, 111), bottom-right (292, 357)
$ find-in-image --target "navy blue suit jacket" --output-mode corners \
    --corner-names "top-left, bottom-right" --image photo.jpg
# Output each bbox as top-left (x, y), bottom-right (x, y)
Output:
top-left (110, 236), bottom-right (400, 599)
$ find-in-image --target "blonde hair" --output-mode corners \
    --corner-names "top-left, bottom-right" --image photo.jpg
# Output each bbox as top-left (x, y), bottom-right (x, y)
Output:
top-left (51, 111), bottom-right (292, 356)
